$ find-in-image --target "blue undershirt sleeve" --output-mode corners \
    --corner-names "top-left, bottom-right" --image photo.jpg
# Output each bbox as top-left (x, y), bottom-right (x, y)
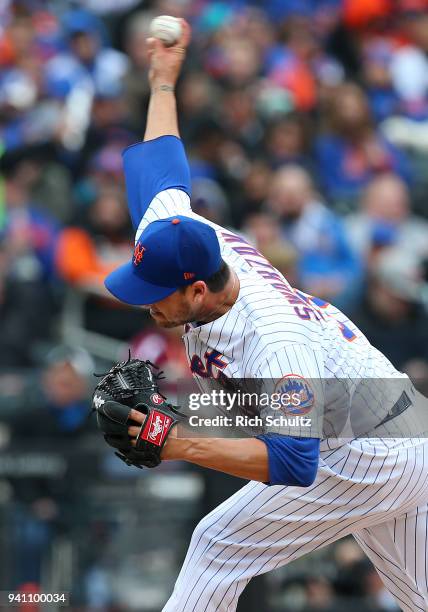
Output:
top-left (256, 434), bottom-right (320, 487)
top-left (122, 135), bottom-right (192, 230)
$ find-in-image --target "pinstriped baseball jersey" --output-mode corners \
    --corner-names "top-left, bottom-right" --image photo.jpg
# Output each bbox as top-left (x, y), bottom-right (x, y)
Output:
top-left (135, 188), bottom-right (385, 372)
top-left (135, 188), bottom-right (422, 441)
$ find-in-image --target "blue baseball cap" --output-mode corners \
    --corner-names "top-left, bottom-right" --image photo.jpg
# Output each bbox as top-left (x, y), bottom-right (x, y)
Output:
top-left (104, 216), bottom-right (222, 306)
top-left (64, 9), bottom-right (101, 36)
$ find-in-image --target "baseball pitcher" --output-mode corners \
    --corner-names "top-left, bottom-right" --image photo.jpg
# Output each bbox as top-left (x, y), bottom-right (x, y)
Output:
top-left (93, 22), bottom-right (428, 612)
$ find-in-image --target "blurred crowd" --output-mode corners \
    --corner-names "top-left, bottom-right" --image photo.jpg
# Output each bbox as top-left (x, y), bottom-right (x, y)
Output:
top-left (1, 0), bottom-right (428, 609)
top-left (1, 0), bottom-right (428, 371)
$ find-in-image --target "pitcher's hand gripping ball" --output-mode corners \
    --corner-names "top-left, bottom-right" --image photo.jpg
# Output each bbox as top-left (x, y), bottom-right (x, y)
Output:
top-left (92, 356), bottom-right (185, 468)
top-left (149, 15), bottom-right (183, 47)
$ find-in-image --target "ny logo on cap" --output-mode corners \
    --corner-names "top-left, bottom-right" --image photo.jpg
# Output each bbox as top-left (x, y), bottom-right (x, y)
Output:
top-left (133, 243), bottom-right (146, 266)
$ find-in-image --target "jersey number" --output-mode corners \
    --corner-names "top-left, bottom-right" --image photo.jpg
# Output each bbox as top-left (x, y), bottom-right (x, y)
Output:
top-left (297, 293), bottom-right (357, 342)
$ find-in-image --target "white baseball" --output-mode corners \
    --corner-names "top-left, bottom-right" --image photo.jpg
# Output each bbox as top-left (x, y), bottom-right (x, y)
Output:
top-left (149, 15), bottom-right (182, 47)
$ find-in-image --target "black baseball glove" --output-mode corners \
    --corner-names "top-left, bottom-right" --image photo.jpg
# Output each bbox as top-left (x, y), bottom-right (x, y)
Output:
top-left (92, 355), bottom-right (185, 468)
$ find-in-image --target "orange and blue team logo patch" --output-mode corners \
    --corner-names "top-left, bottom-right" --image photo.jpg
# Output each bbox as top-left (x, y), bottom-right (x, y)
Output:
top-left (133, 243), bottom-right (146, 266)
top-left (274, 374), bottom-right (315, 416)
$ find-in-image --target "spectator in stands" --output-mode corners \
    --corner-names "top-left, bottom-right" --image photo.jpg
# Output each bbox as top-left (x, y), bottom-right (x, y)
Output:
top-left (265, 8), bottom-right (343, 107)
top-left (0, 230), bottom-right (53, 367)
top-left (265, 15), bottom-right (317, 112)
top-left (0, 343), bottom-right (96, 593)
top-left (56, 185), bottom-right (146, 339)
top-left (390, 1), bottom-right (428, 120)
top-left (0, 153), bottom-right (59, 365)
top-left (263, 113), bottom-right (314, 171)
top-left (261, 241), bottom-right (299, 289)
top-left (0, 11), bottom-right (60, 153)
top-left (232, 160), bottom-right (273, 225)
top-left (129, 325), bottom-right (190, 402)
top-left (350, 247), bottom-right (428, 370)
top-left (213, 38), bottom-right (262, 89)
top-left (221, 86), bottom-right (264, 153)
top-left (243, 211), bottom-right (284, 254)
top-left (301, 575), bottom-right (338, 611)
top-left (242, 211), bottom-right (299, 287)
top-left (73, 81), bottom-right (135, 178)
top-left (0, 345), bottom-right (95, 436)
top-left (361, 39), bottom-right (400, 122)
top-left (266, 164), bottom-right (362, 308)
top-left (122, 11), bottom-right (153, 134)
top-left (56, 184), bottom-right (131, 289)
top-left (44, 9), bottom-right (128, 102)
top-left (0, 12), bottom-right (37, 69)
top-left (40, 345), bottom-right (95, 435)
top-left (315, 83), bottom-right (411, 207)
top-left (333, 538), bottom-right (400, 610)
top-left (3, 154), bottom-right (59, 279)
top-left (178, 71), bottom-right (220, 144)
top-left (191, 177), bottom-right (231, 227)
top-left (346, 173), bottom-right (428, 264)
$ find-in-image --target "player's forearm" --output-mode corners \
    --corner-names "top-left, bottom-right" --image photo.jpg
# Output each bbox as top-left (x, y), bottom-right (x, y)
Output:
top-left (143, 21), bottom-right (189, 142)
top-left (144, 86), bottom-right (179, 141)
top-left (163, 436), bottom-right (269, 482)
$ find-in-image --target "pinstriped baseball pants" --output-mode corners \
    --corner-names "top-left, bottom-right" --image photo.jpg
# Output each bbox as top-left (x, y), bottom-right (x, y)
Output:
top-left (162, 439), bottom-right (428, 612)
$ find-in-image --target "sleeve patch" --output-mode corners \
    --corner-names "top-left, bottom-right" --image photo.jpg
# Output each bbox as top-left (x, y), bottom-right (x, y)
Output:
top-left (274, 374), bottom-right (315, 416)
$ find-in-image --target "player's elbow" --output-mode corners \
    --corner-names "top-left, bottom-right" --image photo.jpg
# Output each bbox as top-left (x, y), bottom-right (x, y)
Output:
top-left (275, 450), bottom-right (318, 488)
top-left (257, 435), bottom-right (320, 487)
top-left (294, 457), bottom-right (318, 487)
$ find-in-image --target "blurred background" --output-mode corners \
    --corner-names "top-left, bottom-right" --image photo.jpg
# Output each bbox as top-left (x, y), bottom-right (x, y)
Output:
top-left (1, 0), bottom-right (428, 610)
